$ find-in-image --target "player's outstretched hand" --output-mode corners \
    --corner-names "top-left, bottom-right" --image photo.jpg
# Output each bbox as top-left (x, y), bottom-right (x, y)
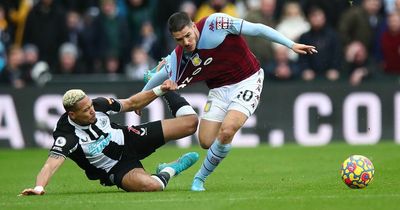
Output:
top-left (19, 188), bottom-right (45, 196)
top-left (292, 43), bottom-right (318, 55)
top-left (160, 79), bottom-right (177, 92)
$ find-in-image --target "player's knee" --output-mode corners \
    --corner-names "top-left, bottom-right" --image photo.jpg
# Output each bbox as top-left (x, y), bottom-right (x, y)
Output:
top-left (218, 126), bottom-right (237, 143)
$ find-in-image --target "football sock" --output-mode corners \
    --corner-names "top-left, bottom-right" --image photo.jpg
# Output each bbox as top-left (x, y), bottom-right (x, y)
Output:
top-left (162, 92), bottom-right (196, 117)
top-left (160, 167), bottom-right (176, 177)
top-left (195, 139), bottom-right (231, 181)
top-left (151, 172), bottom-right (171, 190)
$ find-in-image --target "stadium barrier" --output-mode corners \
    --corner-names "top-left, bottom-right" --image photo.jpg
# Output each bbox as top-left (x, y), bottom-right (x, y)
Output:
top-left (1, 78), bottom-right (399, 149)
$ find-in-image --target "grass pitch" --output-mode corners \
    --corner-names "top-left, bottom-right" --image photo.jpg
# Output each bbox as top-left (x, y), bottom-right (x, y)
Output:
top-left (1, 142), bottom-right (399, 210)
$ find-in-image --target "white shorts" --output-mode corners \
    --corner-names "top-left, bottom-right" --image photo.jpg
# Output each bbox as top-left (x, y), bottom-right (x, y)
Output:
top-left (202, 69), bottom-right (264, 122)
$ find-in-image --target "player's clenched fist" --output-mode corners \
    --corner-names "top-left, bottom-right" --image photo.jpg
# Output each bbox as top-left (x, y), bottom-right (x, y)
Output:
top-left (160, 79), bottom-right (177, 92)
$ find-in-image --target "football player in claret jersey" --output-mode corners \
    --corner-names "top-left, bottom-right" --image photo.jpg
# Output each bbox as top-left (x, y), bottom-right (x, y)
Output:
top-left (20, 79), bottom-right (200, 195)
top-left (142, 12), bottom-right (318, 191)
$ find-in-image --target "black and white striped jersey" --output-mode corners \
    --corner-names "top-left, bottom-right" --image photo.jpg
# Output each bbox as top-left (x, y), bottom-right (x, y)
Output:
top-left (50, 97), bottom-right (127, 180)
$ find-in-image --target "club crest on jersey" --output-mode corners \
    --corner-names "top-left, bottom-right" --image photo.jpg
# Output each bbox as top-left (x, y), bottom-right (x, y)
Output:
top-left (99, 117), bottom-right (108, 128)
top-left (216, 16), bottom-right (232, 30)
top-left (191, 53), bottom-right (202, 66)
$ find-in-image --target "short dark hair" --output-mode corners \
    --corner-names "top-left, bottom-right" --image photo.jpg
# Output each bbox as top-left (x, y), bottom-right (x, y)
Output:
top-left (168, 12), bottom-right (192, 33)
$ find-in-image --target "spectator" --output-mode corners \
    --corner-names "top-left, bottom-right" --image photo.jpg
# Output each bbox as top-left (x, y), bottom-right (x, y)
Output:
top-left (153, 0), bottom-right (182, 55)
top-left (395, 0), bottom-right (400, 12)
top-left (21, 43), bottom-right (40, 76)
top-left (0, 45), bottom-right (30, 88)
top-left (195, 0), bottom-right (238, 21)
top-left (65, 10), bottom-right (84, 48)
top-left (180, 1), bottom-right (197, 20)
top-left (22, 44), bottom-right (39, 68)
top-left (276, 1), bottom-right (310, 61)
top-left (277, 1), bottom-right (310, 42)
top-left (338, 0), bottom-right (386, 61)
top-left (344, 41), bottom-right (379, 85)
top-left (125, 46), bottom-right (156, 80)
top-left (55, 42), bottom-right (86, 74)
top-left (164, 0), bottom-right (197, 53)
top-left (103, 52), bottom-right (121, 76)
top-left (57, 0), bottom-right (99, 14)
top-left (302, 0), bottom-right (352, 28)
top-left (0, 4), bottom-right (14, 49)
top-left (244, 0), bottom-right (277, 66)
top-left (383, 0), bottom-right (396, 13)
top-left (265, 44), bottom-right (300, 80)
top-left (298, 6), bottom-right (342, 82)
top-left (78, 6), bottom-right (100, 73)
top-left (0, 42), bottom-right (6, 73)
top-left (138, 21), bottom-right (161, 61)
top-left (21, 43), bottom-right (51, 86)
top-left (23, 0), bottom-right (68, 69)
top-left (90, 0), bottom-right (131, 73)
top-left (125, 0), bottom-right (156, 45)
top-left (381, 12), bottom-right (400, 74)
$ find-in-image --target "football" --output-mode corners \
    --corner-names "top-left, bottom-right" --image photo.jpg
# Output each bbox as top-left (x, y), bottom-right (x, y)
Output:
top-left (340, 155), bottom-right (374, 189)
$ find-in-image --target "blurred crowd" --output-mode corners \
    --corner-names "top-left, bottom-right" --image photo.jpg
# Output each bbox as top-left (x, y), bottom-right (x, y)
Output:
top-left (0, 0), bottom-right (400, 89)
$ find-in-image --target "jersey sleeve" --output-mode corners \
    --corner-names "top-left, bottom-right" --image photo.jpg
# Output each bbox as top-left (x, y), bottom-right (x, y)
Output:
top-left (197, 13), bottom-right (244, 49)
top-left (208, 13), bottom-right (244, 35)
top-left (92, 97), bottom-right (122, 115)
top-left (50, 134), bottom-right (78, 158)
top-left (142, 53), bottom-right (178, 91)
top-left (240, 20), bottom-right (294, 49)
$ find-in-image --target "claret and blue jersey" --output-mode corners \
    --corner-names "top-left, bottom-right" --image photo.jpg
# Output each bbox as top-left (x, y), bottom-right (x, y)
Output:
top-left (144, 13), bottom-right (294, 91)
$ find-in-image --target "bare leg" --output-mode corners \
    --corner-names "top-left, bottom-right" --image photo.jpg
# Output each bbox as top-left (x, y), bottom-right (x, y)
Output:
top-left (121, 168), bottom-right (163, 192)
top-left (192, 110), bottom-right (248, 191)
top-left (198, 119), bottom-right (221, 149)
top-left (161, 114), bottom-right (198, 142)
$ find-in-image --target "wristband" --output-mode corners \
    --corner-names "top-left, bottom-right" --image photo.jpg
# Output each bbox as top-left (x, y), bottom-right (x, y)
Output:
top-left (152, 85), bottom-right (166, 96)
top-left (34, 186), bottom-right (44, 192)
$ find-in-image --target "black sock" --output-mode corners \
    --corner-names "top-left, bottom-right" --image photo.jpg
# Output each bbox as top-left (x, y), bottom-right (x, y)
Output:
top-left (154, 172), bottom-right (170, 188)
top-left (162, 91), bottom-right (190, 117)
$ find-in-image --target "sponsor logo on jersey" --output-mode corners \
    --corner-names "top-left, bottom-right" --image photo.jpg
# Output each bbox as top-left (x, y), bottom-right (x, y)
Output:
top-left (216, 16), bottom-right (232, 30)
top-left (87, 134), bottom-right (111, 155)
top-left (55, 136), bottom-right (67, 147)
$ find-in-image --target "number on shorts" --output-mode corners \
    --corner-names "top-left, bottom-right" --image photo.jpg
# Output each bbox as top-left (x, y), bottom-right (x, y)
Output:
top-left (237, 90), bottom-right (254, 102)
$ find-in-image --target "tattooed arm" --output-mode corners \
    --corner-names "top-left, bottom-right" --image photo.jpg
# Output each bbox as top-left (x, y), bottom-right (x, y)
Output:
top-left (20, 153), bottom-right (65, 196)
